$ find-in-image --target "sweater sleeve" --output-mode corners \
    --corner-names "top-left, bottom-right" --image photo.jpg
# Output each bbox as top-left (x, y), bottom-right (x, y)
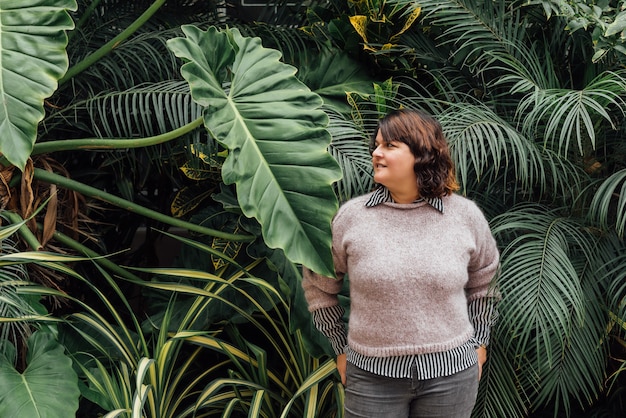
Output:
top-left (465, 202), bottom-right (500, 347)
top-left (301, 267), bottom-right (348, 355)
top-left (301, 200), bottom-right (352, 355)
top-left (465, 206), bottom-right (500, 302)
top-left (301, 203), bottom-right (349, 311)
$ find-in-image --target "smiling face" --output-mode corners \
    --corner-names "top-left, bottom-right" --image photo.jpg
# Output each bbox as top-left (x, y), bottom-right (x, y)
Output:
top-left (372, 130), bottom-right (419, 202)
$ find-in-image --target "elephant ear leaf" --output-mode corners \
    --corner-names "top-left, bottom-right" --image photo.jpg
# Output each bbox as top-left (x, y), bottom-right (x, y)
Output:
top-left (0, 330), bottom-right (80, 417)
top-left (168, 26), bottom-right (342, 277)
top-left (0, 0), bottom-right (77, 171)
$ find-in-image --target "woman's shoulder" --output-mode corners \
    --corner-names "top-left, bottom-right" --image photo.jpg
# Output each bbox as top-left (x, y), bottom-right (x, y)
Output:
top-left (340, 193), bottom-right (372, 208)
top-left (333, 192), bottom-right (374, 222)
top-left (444, 193), bottom-right (489, 220)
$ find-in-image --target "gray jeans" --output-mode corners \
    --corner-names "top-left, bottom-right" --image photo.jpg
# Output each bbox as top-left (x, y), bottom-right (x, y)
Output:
top-left (344, 362), bottom-right (480, 418)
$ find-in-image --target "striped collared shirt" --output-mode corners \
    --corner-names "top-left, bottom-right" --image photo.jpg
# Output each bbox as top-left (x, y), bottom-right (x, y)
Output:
top-left (311, 187), bottom-right (498, 379)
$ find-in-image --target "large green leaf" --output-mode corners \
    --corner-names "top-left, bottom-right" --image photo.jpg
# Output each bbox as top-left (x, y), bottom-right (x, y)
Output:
top-left (0, 0), bottom-right (76, 171)
top-left (167, 26), bottom-right (342, 277)
top-left (0, 330), bottom-right (80, 417)
top-left (295, 48), bottom-right (375, 113)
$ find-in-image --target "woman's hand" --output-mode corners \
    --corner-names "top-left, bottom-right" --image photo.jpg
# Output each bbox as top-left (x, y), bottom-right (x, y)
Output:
top-left (476, 345), bottom-right (487, 380)
top-left (336, 353), bottom-right (347, 385)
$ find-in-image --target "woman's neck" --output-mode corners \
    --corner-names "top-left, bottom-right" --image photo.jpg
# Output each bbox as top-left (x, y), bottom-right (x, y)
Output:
top-left (389, 188), bottom-right (420, 204)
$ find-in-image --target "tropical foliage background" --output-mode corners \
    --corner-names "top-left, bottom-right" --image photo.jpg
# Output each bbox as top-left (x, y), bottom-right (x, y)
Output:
top-left (0, 0), bottom-right (624, 417)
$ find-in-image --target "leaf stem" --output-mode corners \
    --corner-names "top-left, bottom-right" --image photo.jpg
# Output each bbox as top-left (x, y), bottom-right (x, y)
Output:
top-left (59, 0), bottom-right (168, 84)
top-left (50, 226), bottom-right (144, 283)
top-left (1, 211), bottom-right (43, 251)
top-left (32, 168), bottom-right (254, 242)
top-left (69, 0), bottom-right (103, 43)
top-left (32, 117), bottom-right (204, 155)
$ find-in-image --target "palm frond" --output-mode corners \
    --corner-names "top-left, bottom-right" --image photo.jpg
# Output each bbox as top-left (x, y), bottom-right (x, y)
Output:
top-left (441, 104), bottom-right (532, 189)
top-left (589, 168), bottom-right (626, 238)
top-left (440, 103), bottom-right (586, 204)
top-left (488, 39), bottom-right (561, 95)
top-left (522, 272), bottom-right (608, 416)
top-left (486, 8), bottom-right (599, 93)
top-left (517, 70), bottom-right (626, 156)
top-left (459, 174), bottom-right (513, 217)
top-left (47, 80), bottom-right (203, 136)
top-left (66, 28), bottom-right (185, 94)
top-left (0, 237), bottom-right (34, 360)
top-left (492, 205), bottom-right (597, 360)
top-left (326, 108), bottom-right (374, 202)
top-left (598, 242), bottom-right (626, 324)
top-left (491, 204), bottom-right (612, 414)
top-left (417, 0), bottom-right (528, 72)
top-left (234, 22), bottom-right (325, 66)
top-left (88, 81), bottom-right (203, 139)
top-left (473, 334), bottom-right (528, 418)
top-left (395, 73), bottom-right (483, 112)
top-left (538, 147), bottom-right (589, 206)
top-left (42, 81), bottom-right (209, 202)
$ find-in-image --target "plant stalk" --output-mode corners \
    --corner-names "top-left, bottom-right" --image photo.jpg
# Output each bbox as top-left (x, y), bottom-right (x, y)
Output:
top-left (32, 168), bottom-right (254, 242)
top-left (50, 227), bottom-right (144, 283)
top-left (59, 0), bottom-right (168, 84)
top-left (1, 211), bottom-right (43, 251)
top-left (69, 0), bottom-right (103, 43)
top-left (32, 117), bottom-right (204, 155)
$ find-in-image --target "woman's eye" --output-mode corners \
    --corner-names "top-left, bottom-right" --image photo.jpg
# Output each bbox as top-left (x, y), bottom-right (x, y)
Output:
top-left (371, 141), bottom-right (396, 151)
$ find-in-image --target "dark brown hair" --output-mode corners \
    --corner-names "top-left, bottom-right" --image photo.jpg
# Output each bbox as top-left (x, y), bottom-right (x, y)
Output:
top-left (372, 109), bottom-right (459, 198)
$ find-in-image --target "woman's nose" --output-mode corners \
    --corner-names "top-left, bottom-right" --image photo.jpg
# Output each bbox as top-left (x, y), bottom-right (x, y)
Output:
top-left (372, 145), bottom-right (383, 156)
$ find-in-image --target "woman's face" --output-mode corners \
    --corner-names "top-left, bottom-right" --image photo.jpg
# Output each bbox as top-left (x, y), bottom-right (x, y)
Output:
top-left (372, 130), bottom-right (418, 195)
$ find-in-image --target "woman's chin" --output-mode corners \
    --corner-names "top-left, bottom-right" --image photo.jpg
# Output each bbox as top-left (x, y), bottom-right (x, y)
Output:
top-left (373, 175), bottom-right (387, 187)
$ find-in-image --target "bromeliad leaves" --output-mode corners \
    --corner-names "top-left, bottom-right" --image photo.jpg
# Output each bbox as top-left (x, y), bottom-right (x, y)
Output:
top-left (167, 26), bottom-right (342, 277)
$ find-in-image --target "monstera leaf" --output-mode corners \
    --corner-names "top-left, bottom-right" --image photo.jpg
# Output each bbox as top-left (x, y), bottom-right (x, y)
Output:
top-left (0, 0), bottom-right (77, 171)
top-left (0, 330), bottom-right (79, 417)
top-left (167, 26), bottom-right (342, 277)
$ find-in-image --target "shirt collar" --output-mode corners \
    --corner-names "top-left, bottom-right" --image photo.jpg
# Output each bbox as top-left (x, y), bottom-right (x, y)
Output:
top-left (365, 186), bottom-right (445, 213)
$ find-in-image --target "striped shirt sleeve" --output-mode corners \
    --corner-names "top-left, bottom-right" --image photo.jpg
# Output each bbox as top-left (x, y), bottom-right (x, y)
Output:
top-left (311, 305), bottom-right (348, 355)
top-left (468, 295), bottom-right (499, 347)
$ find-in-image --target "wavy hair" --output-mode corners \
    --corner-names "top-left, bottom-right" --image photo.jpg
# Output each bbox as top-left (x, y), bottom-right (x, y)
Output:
top-left (372, 109), bottom-right (459, 198)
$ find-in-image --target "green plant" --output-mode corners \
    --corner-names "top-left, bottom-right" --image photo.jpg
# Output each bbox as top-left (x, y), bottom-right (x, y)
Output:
top-left (1, 3), bottom-right (348, 416)
top-left (138, 260), bottom-right (343, 417)
top-left (0, 230), bottom-right (343, 417)
top-left (166, 24), bottom-right (342, 277)
top-left (2, 1), bottom-right (626, 417)
top-left (0, 330), bottom-right (80, 417)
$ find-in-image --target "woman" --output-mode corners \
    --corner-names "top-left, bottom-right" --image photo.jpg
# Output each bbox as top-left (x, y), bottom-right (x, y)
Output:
top-left (302, 109), bottom-right (500, 418)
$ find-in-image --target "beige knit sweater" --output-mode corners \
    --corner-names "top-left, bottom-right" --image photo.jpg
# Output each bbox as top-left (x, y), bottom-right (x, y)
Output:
top-left (302, 192), bottom-right (500, 358)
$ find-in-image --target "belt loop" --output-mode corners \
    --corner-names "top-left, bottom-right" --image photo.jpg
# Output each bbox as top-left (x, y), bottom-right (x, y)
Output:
top-left (411, 361), bottom-right (419, 390)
